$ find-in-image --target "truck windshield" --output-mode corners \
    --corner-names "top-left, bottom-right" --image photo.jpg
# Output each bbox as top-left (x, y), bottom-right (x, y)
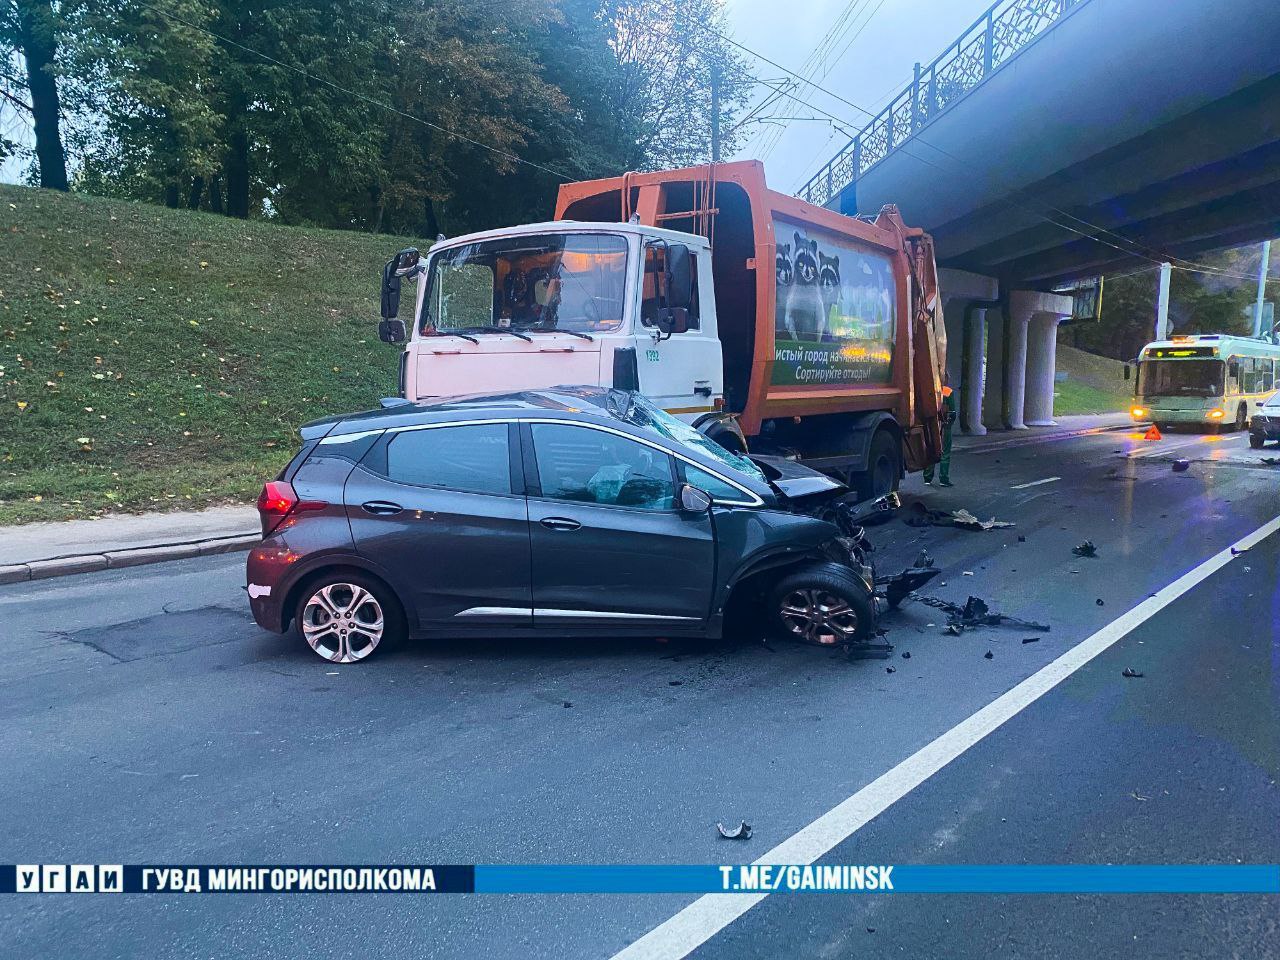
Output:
top-left (422, 233), bottom-right (628, 336)
top-left (1137, 359), bottom-right (1224, 397)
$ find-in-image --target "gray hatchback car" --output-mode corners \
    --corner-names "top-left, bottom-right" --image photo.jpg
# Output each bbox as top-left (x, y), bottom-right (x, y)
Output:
top-left (247, 387), bottom-right (904, 663)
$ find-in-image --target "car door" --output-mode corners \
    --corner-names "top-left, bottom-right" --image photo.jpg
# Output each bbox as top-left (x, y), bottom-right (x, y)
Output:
top-left (523, 420), bottom-right (716, 628)
top-left (345, 421), bottom-right (533, 628)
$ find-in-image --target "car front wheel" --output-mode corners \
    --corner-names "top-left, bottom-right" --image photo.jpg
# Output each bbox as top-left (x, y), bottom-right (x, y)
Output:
top-left (295, 573), bottom-right (405, 663)
top-left (769, 562), bottom-right (874, 648)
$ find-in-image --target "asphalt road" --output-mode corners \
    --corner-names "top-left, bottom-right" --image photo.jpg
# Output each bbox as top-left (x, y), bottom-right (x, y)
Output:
top-left (1, 426), bottom-right (1277, 959)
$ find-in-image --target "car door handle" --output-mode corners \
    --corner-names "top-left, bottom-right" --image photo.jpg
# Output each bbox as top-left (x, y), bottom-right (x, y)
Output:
top-left (540, 517), bottom-right (581, 531)
top-left (361, 500), bottom-right (403, 516)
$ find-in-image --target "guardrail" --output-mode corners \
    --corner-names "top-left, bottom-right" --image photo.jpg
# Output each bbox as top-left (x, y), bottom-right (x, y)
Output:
top-left (798, 0), bottom-right (1089, 208)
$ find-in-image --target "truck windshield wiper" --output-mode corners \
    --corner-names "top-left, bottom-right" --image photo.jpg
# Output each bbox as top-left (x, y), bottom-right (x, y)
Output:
top-left (453, 325), bottom-right (532, 342)
top-left (425, 329), bottom-right (479, 344)
top-left (527, 328), bottom-right (594, 342)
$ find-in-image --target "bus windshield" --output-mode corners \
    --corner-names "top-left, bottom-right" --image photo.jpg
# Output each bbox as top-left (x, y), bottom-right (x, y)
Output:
top-left (1137, 359), bottom-right (1223, 397)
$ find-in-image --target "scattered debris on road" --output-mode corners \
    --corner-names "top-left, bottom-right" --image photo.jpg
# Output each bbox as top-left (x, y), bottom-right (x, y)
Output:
top-left (984, 650), bottom-right (994, 660)
top-left (1260, 457), bottom-right (1280, 466)
top-left (1131, 790), bottom-right (1150, 801)
top-left (1072, 540), bottom-right (1098, 558)
top-left (901, 651), bottom-right (911, 659)
top-left (1122, 667), bottom-right (1144, 678)
top-left (1172, 459), bottom-right (1190, 472)
top-left (1022, 637), bottom-right (1041, 644)
top-left (904, 502), bottom-right (1014, 531)
top-left (886, 666), bottom-right (896, 674)
top-left (717, 820), bottom-right (752, 840)
top-left (909, 593), bottom-right (1050, 634)
top-left (1096, 598), bottom-right (1105, 606)
top-left (1231, 546), bottom-right (1250, 555)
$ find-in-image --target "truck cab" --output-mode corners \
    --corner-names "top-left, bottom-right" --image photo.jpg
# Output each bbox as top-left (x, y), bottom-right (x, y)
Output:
top-left (382, 221), bottom-right (728, 432)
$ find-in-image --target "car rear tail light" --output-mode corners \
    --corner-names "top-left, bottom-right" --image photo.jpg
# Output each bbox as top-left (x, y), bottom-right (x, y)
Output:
top-left (256, 480), bottom-right (327, 535)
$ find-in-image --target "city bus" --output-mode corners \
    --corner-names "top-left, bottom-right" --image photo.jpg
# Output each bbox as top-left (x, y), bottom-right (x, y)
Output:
top-left (1128, 334), bottom-right (1280, 432)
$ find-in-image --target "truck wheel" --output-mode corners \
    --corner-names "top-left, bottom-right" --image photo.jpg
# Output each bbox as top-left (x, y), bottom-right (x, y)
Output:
top-left (854, 429), bottom-right (901, 502)
top-left (769, 562), bottom-right (873, 647)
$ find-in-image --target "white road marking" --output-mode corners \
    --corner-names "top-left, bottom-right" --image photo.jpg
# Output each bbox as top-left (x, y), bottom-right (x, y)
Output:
top-left (1009, 476), bottom-right (1060, 489)
top-left (1125, 434), bottom-right (1243, 459)
top-left (609, 514), bottom-right (1280, 960)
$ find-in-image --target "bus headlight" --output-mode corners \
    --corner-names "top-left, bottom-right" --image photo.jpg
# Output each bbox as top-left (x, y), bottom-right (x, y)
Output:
top-left (1130, 406), bottom-right (1146, 419)
top-left (1208, 409), bottom-right (1225, 419)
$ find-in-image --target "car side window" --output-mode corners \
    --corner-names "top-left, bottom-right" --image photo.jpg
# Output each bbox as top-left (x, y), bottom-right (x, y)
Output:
top-left (530, 423), bottom-right (675, 510)
top-left (384, 424), bottom-right (512, 494)
top-left (683, 463), bottom-right (749, 503)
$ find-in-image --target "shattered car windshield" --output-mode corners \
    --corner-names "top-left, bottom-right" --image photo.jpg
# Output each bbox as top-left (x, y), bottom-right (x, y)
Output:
top-left (1137, 359), bottom-right (1224, 397)
top-left (422, 233), bottom-right (628, 335)
top-left (606, 392), bottom-right (765, 482)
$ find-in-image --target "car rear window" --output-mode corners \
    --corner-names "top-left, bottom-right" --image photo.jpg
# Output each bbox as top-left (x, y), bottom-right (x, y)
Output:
top-left (385, 424), bottom-right (512, 494)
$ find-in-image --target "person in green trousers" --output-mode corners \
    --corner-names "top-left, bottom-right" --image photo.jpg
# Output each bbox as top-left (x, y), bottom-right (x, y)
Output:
top-left (923, 380), bottom-right (955, 487)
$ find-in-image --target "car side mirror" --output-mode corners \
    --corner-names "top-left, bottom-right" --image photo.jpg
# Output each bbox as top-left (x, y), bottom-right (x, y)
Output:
top-left (1123, 364), bottom-right (1130, 381)
top-left (379, 318), bottom-right (406, 343)
top-left (679, 483), bottom-right (713, 514)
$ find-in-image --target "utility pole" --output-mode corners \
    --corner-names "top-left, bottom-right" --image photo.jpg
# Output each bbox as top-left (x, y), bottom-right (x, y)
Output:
top-left (1155, 261), bottom-right (1172, 340)
top-left (710, 61), bottom-right (722, 163)
top-left (1252, 239), bottom-right (1271, 338)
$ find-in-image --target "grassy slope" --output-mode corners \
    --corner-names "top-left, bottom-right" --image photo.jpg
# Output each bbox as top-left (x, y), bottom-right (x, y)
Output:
top-left (1053, 341), bottom-right (1132, 416)
top-left (0, 185), bottom-right (422, 524)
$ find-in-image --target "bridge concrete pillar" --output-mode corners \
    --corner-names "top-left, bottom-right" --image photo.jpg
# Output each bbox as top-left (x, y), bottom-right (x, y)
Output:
top-left (1004, 295), bottom-right (1033, 430)
top-left (941, 299), bottom-right (966, 392)
top-left (962, 308), bottom-right (988, 435)
top-left (1025, 311), bottom-right (1066, 426)
top-left (981, 308), bottom-right (1006, 430)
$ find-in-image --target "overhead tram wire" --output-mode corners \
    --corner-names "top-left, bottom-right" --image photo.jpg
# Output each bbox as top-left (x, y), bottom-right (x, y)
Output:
top-left (132, 1), bottom-right (575, 182)
top-left (660, 1), bottom-right (1268, 281)
top-left (752, 0), bottom-right (872, 160)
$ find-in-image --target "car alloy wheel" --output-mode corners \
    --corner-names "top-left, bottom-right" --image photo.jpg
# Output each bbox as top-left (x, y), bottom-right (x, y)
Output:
top-left (778, 587), bottom-right (862, 645)
top-left (300, 582), bottom-right (385, 663)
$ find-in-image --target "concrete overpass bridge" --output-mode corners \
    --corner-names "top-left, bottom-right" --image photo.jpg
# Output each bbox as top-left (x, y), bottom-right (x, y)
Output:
top-left (798, 0), bottom-right (1280, 433)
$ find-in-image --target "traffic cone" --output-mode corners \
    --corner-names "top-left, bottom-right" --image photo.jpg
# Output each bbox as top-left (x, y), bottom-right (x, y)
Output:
top-left (1144, 424), bottom-right (1162, 441)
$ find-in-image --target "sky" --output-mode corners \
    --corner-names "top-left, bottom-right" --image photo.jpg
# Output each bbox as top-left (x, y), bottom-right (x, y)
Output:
top-left (722, 0), bottom-right (996, 193)
top-left (1, 0), bottom-right (995, 192)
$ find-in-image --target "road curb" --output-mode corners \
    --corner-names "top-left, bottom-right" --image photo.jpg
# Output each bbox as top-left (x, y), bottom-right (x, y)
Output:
top-left (0, 532), bottom-right (261, 585)
top-left (955, 422), bottom-right (1131, 452)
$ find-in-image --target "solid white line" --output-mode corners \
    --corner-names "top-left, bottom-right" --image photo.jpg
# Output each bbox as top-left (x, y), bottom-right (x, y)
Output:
top-left (609, 514), bottom-right (1280, 960)
top-left (1009, 476), bottom-right (1061, 489)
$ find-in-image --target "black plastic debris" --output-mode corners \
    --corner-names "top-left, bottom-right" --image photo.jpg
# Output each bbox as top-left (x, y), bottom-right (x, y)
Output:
top-left (1072, 540), bottom-right (1098, 558)
top-left (911, 593), bottom-right (1050, 633)
top-left (1022, 637), bottom-right (1041, 644)
top-left (885, 666), bottom-right (896, 674)
top-left (1260, 457), bottom-right (1280, 466)
top-left (904, 501), bottom-right (1014, 531)
top-left (1018, 535), bottom-right (1026, 543)
top-left (668, 680), bottom-right (683, 686)
top-left (901, 651), bottom-right (911, 659)
top-left (717, 820), bottom-right (752, 840)
top-left (984, 650), bottom-right (994, 660)
top-left (878, 552), bottom-right (940, 610)
top-left (1122, 667), bottom-right (1144, 678)
top-left (1096, 598), bottom-right (1105, 606)
top-left (1171, 459), bottom-right (1190, 472)
top-left (562, 701), bottom-right (573, 708)
top-left (1231, 546), bottom-right (1249, 556)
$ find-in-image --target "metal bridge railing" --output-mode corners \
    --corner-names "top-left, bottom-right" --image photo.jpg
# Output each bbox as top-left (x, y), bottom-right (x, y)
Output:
top-left (798, 0), bottom-right (1087, 208)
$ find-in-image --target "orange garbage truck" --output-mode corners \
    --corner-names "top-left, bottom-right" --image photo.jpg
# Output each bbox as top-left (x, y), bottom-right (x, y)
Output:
top-left (378, 160), bottom-right (946, 498)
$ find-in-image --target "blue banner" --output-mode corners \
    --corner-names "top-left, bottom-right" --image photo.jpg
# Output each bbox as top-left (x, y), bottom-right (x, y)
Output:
top-left (4, 864), bottom-right (1278, 895)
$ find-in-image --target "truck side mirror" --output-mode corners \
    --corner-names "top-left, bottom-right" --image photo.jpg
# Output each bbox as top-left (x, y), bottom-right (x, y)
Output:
top-left (665, 243), bottom-right (693, 310)
top-left (1123, 364), bottom-right (1130, 381)
top-left (379, 318), bottom-right (406, 343)
top-left (656, 308), bottom-right (690, 337)
top-left (380, 247), bottom-right (420, 320)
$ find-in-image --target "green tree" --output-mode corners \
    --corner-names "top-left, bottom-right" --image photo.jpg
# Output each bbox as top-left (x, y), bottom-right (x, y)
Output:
top-left (605, 0), bottom-right (753, 169)
top-left (1, 0), bottom-right (70, 189)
